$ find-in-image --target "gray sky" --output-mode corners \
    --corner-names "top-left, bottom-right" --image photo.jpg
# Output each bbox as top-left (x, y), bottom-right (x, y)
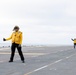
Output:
top-left (0, 0), bottom-right (76, 45)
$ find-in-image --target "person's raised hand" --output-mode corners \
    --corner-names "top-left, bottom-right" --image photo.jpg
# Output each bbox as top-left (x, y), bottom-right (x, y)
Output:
top-left (3, 38), bottom-right (6, 41)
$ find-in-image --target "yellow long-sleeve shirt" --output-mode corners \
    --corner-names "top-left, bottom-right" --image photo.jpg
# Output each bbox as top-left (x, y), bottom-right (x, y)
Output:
top-left (6, 31), bottom-right (23, 44)
top-left (74, 40), bottom-right (76, 43)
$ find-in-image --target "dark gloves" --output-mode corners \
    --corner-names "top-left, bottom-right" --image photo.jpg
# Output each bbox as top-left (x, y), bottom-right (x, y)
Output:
top-left (3, 38), bottom-right (6, 41)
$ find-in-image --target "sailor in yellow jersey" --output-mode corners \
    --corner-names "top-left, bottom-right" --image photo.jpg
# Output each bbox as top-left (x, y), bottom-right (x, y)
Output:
top-left (3, 26), bottom-right (25, 63)
top-left (71, 38), bottom-right (76, 49)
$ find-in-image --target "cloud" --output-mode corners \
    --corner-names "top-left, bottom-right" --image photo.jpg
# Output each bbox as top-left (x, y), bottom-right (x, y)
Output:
top-left (0, 0), bottom-right (76, 45)
top-left (0, 0), bottom-right (66, 19)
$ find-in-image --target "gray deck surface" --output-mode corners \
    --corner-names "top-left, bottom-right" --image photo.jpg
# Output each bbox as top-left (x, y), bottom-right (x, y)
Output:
top-left (0, 46), bottom-right (75, 75)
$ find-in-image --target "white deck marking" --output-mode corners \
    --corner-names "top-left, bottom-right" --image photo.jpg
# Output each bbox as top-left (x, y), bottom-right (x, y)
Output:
top-left (24, 59), bottom-right (63, 75)
top-left (0, 52), bottom-right (47, 55)
top-left (24, 53), bottom-right (76, 75)
top-left (0, 48), bottom-right (10, 51)
top-left (66, 54), bottom-right (76, 59)
top-left (0, 61), bottom-right (3, 63)
top-left (54, 59), bottom-right (63, 63)
top-left (34, 65), bottom-right (48, 72)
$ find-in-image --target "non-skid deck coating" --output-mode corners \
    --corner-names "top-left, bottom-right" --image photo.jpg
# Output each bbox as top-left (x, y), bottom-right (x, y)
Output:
top-left (0, 46), bottom-right (75, 75)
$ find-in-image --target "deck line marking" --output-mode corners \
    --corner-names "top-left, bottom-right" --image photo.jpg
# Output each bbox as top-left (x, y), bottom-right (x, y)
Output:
top-left (0, 61), bottom-right (3, 63)
top-left (0, 48), bottom-right (10, 51)
top-left (24, 53), bottom-right (76, 75)
top-left (24, 59), bottom-right (63, 75)
top-left (34, 65), bottom-right (48, 72)
top-left (66, 53), bottom-right (76, 59)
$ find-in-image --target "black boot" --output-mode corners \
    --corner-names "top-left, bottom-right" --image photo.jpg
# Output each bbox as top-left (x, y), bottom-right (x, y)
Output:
top-left (22, 60), bottom-right (25, 63)
top-left (9, 60), bottom-right (13, 62)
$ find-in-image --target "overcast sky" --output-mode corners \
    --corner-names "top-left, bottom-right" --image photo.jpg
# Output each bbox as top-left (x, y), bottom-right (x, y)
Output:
top-left (0, 0), bottom-right (76, 45)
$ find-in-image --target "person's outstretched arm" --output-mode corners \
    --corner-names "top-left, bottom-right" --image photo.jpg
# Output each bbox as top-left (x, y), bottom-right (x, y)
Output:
top-left (3, 34), bottom-right (12, 41)
top-left (71, 38), bottom-right (74, 41)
